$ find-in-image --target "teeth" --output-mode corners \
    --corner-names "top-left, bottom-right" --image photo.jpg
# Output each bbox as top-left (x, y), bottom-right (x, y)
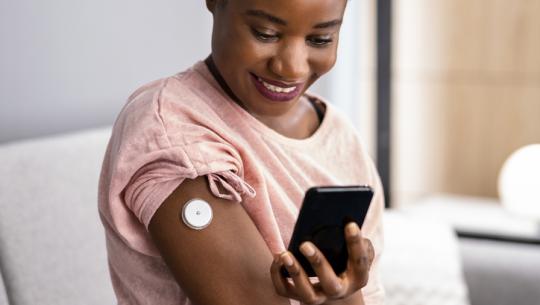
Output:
top-left (258, 77), bottom-right (296, 94)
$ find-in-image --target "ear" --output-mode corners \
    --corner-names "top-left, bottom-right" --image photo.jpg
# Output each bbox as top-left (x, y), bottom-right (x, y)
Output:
top-left (206, 0), bottom-right (227, 13)
top-left (206, 0), bottom-right (217, 13)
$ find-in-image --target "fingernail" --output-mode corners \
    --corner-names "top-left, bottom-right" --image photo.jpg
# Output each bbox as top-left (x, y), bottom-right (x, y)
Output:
top-left (335, 281), bottom-right (343, 291)
top-left (346, 222), bottom-right (359, 236)
top-left (300, 242), bottom-right (316, 257)
top-left (281, 253), bottom-right (294, 267)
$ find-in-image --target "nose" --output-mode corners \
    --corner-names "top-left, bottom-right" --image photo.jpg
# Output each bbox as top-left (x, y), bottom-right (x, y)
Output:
top-left (268, 41), bottom-right (310, 82)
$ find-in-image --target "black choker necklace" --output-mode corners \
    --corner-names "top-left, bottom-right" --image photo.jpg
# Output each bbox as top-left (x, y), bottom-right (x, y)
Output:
top-left (204, 55), bottom-right (244, 108)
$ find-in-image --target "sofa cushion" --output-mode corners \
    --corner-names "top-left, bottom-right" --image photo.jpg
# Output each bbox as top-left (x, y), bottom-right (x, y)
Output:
top-left (411, 195), bottom-right (540, 305)
top-left (380, 210), bottom-right (470, 305)
top-left (0, 127), bottom-right (115, 305)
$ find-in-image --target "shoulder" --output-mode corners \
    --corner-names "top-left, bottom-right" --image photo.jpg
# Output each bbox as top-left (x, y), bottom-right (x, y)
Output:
top-left (119, 63), bottom-right (213, 124)
top-left (306, 92), bottom-right (366, 148)
top-left (304, 92), bottom-right (357, 132)
top-left (111, 62), bottom-right (230, 147)
top-left (305, 92), bottom-right (378, 182)
top-left (103, 62), bottom-right (246, 185)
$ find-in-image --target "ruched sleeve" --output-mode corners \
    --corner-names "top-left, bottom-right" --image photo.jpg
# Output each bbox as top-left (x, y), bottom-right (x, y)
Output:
top-left (100, 82), bottom-right (256, 256)
top-left (122, 143), bottom-right (256, 230)
top-left (207, 171), bottom-right (256, 202)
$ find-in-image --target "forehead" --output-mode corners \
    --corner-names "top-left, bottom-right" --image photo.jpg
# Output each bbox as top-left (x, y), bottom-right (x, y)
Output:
top-left (229, 0), bottom-right (347, 25)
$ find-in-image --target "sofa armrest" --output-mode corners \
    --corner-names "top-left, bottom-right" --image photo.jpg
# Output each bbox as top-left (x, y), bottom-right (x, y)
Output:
top-left (0, 269), bottom-right (8, 305)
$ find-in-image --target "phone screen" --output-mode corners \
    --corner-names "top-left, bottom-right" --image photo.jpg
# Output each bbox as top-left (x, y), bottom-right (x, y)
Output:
top-left (283, 185), bottom-right (374, 277)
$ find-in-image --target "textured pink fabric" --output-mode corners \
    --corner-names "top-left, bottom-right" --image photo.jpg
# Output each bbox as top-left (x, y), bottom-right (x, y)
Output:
top-left (98, 61), bottom-right (385, 305)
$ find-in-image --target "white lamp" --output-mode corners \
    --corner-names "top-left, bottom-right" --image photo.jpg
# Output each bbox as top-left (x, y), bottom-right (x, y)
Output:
top-left (498, 144), bottom-right (540, 219)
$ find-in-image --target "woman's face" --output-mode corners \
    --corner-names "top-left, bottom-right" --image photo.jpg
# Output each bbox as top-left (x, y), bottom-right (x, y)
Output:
top-left (207, 0), bottom-right (347, 118)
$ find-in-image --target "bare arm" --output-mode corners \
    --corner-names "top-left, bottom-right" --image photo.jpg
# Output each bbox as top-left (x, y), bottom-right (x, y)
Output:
top-left (148, 176), bottom-right (290, 305)
top-left (149, 176), bottom-right (374, 305)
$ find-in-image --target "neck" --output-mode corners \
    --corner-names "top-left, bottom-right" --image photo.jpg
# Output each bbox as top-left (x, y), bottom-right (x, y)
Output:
top-left (204, 55), bottom-right (245, 110)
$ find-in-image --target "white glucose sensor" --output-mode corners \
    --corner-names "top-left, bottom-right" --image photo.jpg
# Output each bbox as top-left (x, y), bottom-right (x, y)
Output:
top-left (181, 198), bottom-right (213, 230)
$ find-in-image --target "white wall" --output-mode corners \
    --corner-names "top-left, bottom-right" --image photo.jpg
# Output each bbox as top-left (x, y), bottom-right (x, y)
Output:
top-left (0, 0), bottom-right (366, 144)
top-left (0, 0), bottom-right (212, 143)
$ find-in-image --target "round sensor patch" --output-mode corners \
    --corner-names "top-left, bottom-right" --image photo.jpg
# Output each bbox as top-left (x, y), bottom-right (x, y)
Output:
top-left (181, 198), bottom-right (213, 230)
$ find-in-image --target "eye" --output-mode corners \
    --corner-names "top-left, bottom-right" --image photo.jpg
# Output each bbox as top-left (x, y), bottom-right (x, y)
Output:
top-left (251, 28), bottom-right (279, 42)
top-left (307, 35), bottom-right (334, 47)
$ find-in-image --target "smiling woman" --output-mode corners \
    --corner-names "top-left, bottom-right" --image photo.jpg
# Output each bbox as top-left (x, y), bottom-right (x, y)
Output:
top-left (208, 0), bottom-right (345, 137)
top-left (98, 0), bottom-right (385, 305)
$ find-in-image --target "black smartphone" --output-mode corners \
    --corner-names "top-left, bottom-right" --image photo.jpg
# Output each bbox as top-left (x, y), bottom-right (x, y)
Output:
top-left (283, 185), bottom-right (374, 277)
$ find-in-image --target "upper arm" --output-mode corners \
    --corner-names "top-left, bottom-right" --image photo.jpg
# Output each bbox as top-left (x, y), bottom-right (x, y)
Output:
top-left (148, 176), bottom-right (290, 305)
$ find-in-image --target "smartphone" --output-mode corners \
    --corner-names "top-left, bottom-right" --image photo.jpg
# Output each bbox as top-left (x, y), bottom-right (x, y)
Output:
top-left (283, 185), bottom-right (374, 277)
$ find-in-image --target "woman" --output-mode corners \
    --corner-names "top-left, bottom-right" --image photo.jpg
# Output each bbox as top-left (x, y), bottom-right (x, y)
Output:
top-left (98, 0), bottom-right (385, 304)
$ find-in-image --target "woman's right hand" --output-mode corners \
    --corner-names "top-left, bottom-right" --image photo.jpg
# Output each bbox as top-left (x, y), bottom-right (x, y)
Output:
top-left (270, 222), bottom-right (375, 305)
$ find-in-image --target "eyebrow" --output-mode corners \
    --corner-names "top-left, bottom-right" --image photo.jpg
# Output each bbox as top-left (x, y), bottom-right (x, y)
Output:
top-left (245, 9), bottom-right (342, 29)
top-left (313, 19), bottom-right (342, 29)
top-left (245, 10), bottom-right (287, 26)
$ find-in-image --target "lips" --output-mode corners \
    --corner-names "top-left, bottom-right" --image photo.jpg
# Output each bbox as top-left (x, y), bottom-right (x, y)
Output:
top-left (250, 73), bottom-right (305, 102)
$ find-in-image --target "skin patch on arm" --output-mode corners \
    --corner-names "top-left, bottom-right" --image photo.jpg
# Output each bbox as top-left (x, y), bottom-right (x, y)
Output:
top-left (181, 198), bottom-right (213, 230)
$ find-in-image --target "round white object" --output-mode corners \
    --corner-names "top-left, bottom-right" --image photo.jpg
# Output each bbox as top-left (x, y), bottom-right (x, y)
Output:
top-left (181, 199), bottom-right (213, 230)
top-left (498, 144), bottom-right (540, 219)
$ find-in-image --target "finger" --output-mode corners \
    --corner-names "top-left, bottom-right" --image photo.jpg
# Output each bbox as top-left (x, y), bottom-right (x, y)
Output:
top-left (299, 241), bottom-right (345, 298)
top-left (344, 222), bottom-right (370, 288)
top-left (270, 254), bottom-right (296, 298)
top-left (365, 238), bottom-right (375, 267)
top-left (280, 252), bottom-right (325, 305)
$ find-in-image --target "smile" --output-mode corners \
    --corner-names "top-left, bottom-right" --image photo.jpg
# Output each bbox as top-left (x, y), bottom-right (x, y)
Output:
top-left (257, 76), bottom-right (297, 93)
top-left (250, 73), bottom-right (304, 102)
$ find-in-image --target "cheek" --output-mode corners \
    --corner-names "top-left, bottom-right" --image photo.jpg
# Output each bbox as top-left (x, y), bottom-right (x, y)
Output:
top-left (240, 41), bottom-right (274, 63)
top-left (219, 29), bottom-right (273, 64)
top-left (311, 49), bottom-right (338, 76)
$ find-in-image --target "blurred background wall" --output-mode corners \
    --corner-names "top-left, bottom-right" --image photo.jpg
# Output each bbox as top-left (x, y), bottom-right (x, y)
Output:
top-left (392, 0), bottom-right (540, 206)
top-left (0, 0), bottom-right (212, 143)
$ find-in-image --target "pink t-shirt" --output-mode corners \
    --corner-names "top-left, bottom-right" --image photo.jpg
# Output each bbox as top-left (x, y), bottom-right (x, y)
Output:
top-left (98, 61), bottom-right (385, 305)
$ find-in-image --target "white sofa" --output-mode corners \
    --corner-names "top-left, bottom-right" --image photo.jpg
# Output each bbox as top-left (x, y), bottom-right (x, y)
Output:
top-left (0, 128), bottom-right (115, 305)
top-left (0, 127), bottom-right (472, 305)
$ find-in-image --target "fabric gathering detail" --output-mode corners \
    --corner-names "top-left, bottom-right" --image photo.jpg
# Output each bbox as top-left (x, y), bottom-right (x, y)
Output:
top-left (117, 167), bottom-right (256, 256)
top-left (207, 171), bottom-right (257, 202)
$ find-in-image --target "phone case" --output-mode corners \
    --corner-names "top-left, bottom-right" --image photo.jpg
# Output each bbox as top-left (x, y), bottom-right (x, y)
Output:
top-left (283, 185), bottom-right (374, 277)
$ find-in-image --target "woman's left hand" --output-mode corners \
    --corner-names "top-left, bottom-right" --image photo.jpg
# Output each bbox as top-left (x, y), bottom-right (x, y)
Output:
top-left (270, 222), bottom-right (375, 305)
